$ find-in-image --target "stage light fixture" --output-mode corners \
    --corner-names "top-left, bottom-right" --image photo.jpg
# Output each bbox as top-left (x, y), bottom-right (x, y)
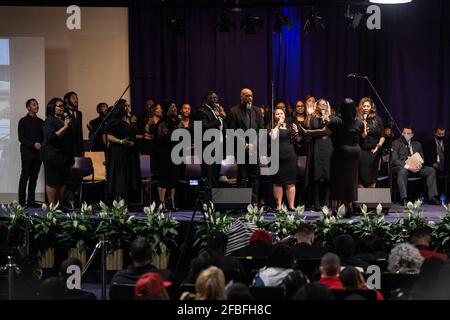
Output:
top-left (274, 12), bottom-right (293, 33)
top-left (344, 5), bottom-right (363, 29)
top-left (217, 12), bottom-right (236, 32)
top-left (303, 7), bottom-right (326, 34)
top-left (240, 14), bottom-right (263, 34)
top-left (230, 0), bottom-right (242, 13)
top-left (168, 17), bottom-right (186, 36)
top-left (369, 0), bottom-right (412, 3)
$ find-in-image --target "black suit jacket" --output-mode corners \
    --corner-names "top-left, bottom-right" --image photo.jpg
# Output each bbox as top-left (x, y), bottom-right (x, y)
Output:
top-left (391, 137), bottom-right (424, 168)
top-left (67, 108), bottom-right (84, 156)
top-left (423, 138), bottom-right (448, 172)
top-left (193, 105), bottom-right (222, 130)
top-left (226, 104), bottom-right (264, 157)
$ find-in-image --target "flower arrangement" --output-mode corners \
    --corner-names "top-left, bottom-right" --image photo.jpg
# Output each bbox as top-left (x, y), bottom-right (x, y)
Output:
top-left (432, 203), bottom-right (450, 253)
top-left (271, 205), bottom-right (306, 239)
top-left (58, 202), bottom-right (93, 252)
top-left (1, 201), bottom-right (29, 249)
top-left (94, 200), bottom-right (135, 253)
top-left (31, 202), bottom-right (62, 251)
top-left (391, 200), bottom-right (433, 244)
top-left (314, 205), bottom-right (352, 250)
top-left (245, 204), bottom-right (271, 229)
top-left (134, 202), bottom-right (179, 255)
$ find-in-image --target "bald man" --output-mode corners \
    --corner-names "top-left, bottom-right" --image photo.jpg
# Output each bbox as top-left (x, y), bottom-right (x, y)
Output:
top-left (226, 88), bottom-right (264, 204)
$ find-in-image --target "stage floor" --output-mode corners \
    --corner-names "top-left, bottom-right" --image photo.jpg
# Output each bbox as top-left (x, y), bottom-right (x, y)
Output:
top-left (164, 204), bottom-right (447, 223)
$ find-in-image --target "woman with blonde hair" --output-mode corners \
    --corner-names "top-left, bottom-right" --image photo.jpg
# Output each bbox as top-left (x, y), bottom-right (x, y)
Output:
top-left (357, 97), bottom-right (385, 188)
top-left (195, 266), bottom-right (226, 300)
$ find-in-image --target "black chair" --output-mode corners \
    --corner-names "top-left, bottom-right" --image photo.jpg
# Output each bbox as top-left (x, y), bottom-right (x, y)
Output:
top-left (380, 273), bottom-right (420, 299)
top-left (69, 157), bottom-right (105, 207)
top-left (236, 256), bottom-right (268, 285)
top-left (295, 259), bottom-right (321, 281)
top-left (249, 286), bottom-right (286, 300)
top-left (331, 289), bottom-right (377, 300)
top-left (109, 282), bottom-right (135, 300)
top-left (180, 283), bottom-right (196, 294)
top-left (223, 269), bottom-right (244, 283)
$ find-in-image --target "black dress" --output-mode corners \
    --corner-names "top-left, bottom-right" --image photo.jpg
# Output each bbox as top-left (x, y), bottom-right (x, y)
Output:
top-left (105, 119), bottom-right (141, 194)
top-left (41, 116), bottom-right (74, 187)
top-left (359, 115), bottom-right (384, 185)
top-left (305, 117), bottom-right (333, 187)
top-left (152, 116), bottom-right (180, 189)
top-left (328, 116), bottom-right (364, 202)
top-left (292, 117), bottom-right (310, 157)
top-left (271, 126), bottom-right (299, 185)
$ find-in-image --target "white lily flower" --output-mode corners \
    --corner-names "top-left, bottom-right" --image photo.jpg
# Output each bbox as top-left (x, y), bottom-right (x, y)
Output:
top-left (330, 216), bottom-right (336, 223)
top-left (143, 207), bottom-right (151, 215)
top-left (361, 204), bottom-right (367, 215)
top-left (287, 214), bottom-right (295, 223)
top-left (428, 221), bottom-right (435, 226)
top-left (66, 213), bottom-right (70, 217)
top-left (376, 203), bottom-right (383, 215)
top-left (295, 205), bottom-right (305, 215)
top-left (414, 200), bottom-right (422, 209)
top-left (443, 203), bottom-right (449, 211)
top-left (324, 218), bottom-right (330, 224)
top-left (282, 228), bottom-right (287, 235)
top-left (42, 203), bottom-right (47, 211)
top-left (150, 202), bottom-right (156, 213)
top-left (52, 217), bottom-right (57, 225)
top-left (10, 213), bottom-right (15, 219)
top-left (127, 216), bottom-right (135, 223)
top-left (119, 199), bottom-right (125, 207)
top-left (406, 202), bottom-right (414, 211)
top-left (337, 204), bottom-right (346, 217)
top-left (87, 205), bottom-right (92, 212)
top-left (73, 220), bottom-right (79, 228)
top-left (99, 211), bottom-right (107, 218)
top-left (247, 204), bottom-right (253, 213)
top-left (322, 206), bottom-right (329, 216)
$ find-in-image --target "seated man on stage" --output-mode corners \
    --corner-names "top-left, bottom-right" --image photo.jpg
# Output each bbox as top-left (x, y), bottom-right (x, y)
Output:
top-left (391, 125), bottom-right (440, 205)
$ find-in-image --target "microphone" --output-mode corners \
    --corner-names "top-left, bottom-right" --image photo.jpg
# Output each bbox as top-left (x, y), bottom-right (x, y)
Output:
top-left (347, 73), bottom-right (366, 78)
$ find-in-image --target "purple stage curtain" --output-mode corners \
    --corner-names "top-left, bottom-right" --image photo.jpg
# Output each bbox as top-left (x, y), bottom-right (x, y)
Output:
top-left (129, 0), bottom-right (450, 138)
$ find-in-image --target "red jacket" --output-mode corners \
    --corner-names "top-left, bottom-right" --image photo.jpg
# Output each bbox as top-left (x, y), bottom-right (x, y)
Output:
top-left (319, 276), bottom-right (344, 289)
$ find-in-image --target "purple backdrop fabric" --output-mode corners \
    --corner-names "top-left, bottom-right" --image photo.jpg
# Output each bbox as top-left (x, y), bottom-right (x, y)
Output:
top-left (129, 0), bottom-right (450, 139)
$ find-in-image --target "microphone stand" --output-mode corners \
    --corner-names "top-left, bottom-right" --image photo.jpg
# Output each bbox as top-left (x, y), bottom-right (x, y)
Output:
top-left (355, 75), bottom-right (402, 136)
top-left (0, 256), bottom-right (20, 300)
top-left (82, 234), bottom-right (107, 300)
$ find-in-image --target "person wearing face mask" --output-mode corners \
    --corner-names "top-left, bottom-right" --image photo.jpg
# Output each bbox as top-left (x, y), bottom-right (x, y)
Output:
top-left (423, 126), bottom-right (449, 197)
top-left (391, 126), bottom-right (439, 206)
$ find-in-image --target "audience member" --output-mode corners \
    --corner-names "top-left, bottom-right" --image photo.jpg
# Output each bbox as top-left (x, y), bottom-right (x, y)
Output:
top-left (318, 253), bottom-right (343, 289)
top-left (195, 266), bottom-right (225, 300)
top-left (387, 243), bottom-right (424, 274)
top-left (135, 272), bottom-right (171, 300)
top-left (292, 224), bottom-right (326, 260)
top-left (59, 257), bottom-right (96, 300)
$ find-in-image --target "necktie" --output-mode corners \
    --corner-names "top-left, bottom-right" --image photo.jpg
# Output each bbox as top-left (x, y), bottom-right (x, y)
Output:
top-left (408, 141), bottom-right (413, 156)
top-left (244, 108), bottom-right (250, 129)
top-left (437, 140), bottom-right (445, 171)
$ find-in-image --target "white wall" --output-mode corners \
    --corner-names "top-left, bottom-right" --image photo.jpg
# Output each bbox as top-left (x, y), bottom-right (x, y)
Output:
top-left (0, 6), bottom-right (130, 139)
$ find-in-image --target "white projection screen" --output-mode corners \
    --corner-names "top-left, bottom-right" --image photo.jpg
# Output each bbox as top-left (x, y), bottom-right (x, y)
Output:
top-left (0, 37), bottom-right (45, 203)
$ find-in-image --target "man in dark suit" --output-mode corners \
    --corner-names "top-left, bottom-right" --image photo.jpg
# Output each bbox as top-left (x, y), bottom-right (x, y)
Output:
top-left (391, 126), bottom-right (439, 205)
top-left (292, 224), bottom-right (326, 261)
top-left (423, 126), bottom-right (448, 197)
top-left (226, 88), bottom-right (264, 204)
top-left (63, 91), bottom-right (84, 156)
top-left (193, 91), bottom-right (226, 188)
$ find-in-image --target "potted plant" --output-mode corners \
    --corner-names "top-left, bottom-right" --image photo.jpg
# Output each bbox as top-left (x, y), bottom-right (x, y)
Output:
top-left (134, 202), bottom-right (179, 268)
top-left (271, 205), bottom-right (306, 240)
top-left (314, 205), bottom-right (352, 250)
top-left (1, 201), bottom-right (30, 255)
top-left (432, 203), bottom-right (450, 254)
top-left (31, 202), bottom-right (62, 268)
top-left (94, 200), bottom-right (135, 270)
top-left (245, 203), bottom-right (272, 230)
top-left (58, 202), bottom-right (93, 266)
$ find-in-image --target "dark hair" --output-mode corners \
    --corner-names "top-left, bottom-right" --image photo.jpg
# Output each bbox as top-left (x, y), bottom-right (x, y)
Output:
top-left (63, 91), bottom-right (77, 104)
top-left (38, 277), bottom-right (66, 300)
top-left (403, 125), bottom-right (413, 131)
top-left (339, 267), bottom-right (361, 290)
top-left (320, 252), bottom-right (341, 277)
top-left (207, 231), bottom-right (228, 254)
top-left (411, 227), bottom-right (432, 242)
top-left (202, 91), bottom-right (217, 105)
top-left (96, 102), bottom-right (108, 113)
top-left (339, 98), bottom-right (356, 121)
top-left (18, 254), bottom-right (40, 276)
top-left (334, 234), bottom-right (356, 259)
top-left (160, 99), bottom-right (175, 116)
top-left (130, 237), bottom-right (152, 264)
top-left (46, 97), bottom-right (64, 117)
top-left (226, 283), bottom-right (255, 300)
top-left (111, 99), bottom-right (128, 119)
top-left (435, 125), bottom-right (446, 132)
top-left (145, 97), bottom-right (156, 103)
top-left (293, 283), bottom-right (333, 300)
top-left (267, 244), bottom-right (294, 268)
top-left (296, 223), bottom-right (315, 236)
top-left (26, 98), bottom-right (37, 109)
top-left (60, 257), bottom-right (82, 280)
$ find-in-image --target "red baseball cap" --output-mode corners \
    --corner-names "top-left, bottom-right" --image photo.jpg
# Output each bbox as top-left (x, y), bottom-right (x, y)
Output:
top-left (135, 272), bottom-right (172, 298)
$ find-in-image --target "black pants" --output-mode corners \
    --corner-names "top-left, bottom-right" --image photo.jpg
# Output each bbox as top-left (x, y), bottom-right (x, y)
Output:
top-left (237, 163), bottom-right (260, 204)
top-left (18, 154), bottom-right (42, 206)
